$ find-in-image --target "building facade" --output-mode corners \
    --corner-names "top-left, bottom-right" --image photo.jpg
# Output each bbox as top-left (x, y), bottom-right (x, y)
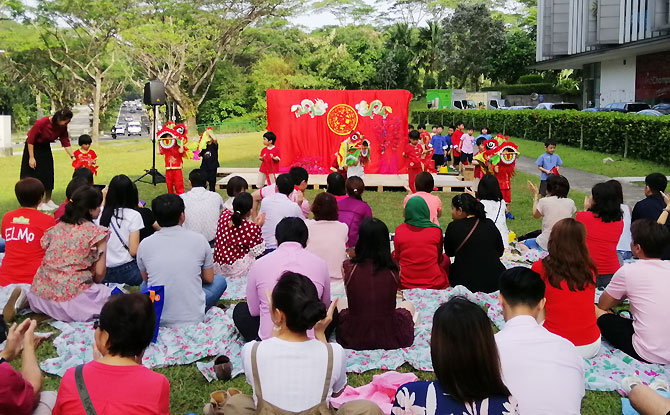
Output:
top-left (536, 0), bottom-right (670, 107)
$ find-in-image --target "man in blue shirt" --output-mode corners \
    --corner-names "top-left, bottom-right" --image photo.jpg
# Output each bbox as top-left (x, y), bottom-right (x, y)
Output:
top-left (536, 140), bottom-right (562, 196)
top-left (429, 125), bottom-right (451, 169)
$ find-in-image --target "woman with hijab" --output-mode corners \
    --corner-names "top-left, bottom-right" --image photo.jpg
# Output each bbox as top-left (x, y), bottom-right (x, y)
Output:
top-left (393, 197), bottom-right (449, 289)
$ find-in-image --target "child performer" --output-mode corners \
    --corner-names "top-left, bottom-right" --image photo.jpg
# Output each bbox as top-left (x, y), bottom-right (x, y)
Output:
top-left (258, 132), bottom-right (280, 188)
top-left (418, 124), bottom-right (435, 172)
top-left (199, 128), bottom-right (219, 192)
top-left (458, 126), bottom-right (476, 171)
top-left (158, 123), bottom-right (187, 195)
top-left (536, 139), bottom-right (562, 196)
top-left (72, 134), bottom-right (98, 176)
top-left (404, 130), bottom-right (424, 193)
top-left (451, 122), bottom-right (465, 170)
top-left (473, 137), bottom-right (489, 179)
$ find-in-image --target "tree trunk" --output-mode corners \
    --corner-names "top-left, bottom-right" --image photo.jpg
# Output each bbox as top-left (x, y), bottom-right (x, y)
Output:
top-left (92, 74), bottom-right (102, 144)
top-left (36, 92), bottom-right (43, 118)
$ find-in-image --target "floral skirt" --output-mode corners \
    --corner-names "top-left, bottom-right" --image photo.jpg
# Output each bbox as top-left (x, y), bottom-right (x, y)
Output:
top-left (214, 255), bottom-right (255, 279)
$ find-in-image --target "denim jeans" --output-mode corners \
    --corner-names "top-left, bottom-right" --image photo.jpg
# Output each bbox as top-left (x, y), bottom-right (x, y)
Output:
top-left (140, 274), bottom-right (227, 310)
top-left (104, 260), bottom-right (143, 286)
top-left (0, 237), bottom-right (5, 253)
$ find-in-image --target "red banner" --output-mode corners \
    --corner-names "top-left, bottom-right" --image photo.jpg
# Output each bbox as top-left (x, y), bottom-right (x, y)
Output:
top-left (266, 89), bottom-right (413, 174)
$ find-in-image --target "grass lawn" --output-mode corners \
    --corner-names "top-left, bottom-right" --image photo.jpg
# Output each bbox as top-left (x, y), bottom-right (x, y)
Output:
top-left (513, 136), bottom-right (670, 178)
top-left (1, 134), bottom-right (621, 414)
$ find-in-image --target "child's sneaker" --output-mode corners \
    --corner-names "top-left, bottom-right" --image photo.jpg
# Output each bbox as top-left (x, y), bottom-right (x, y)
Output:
top-left (651, 378), bottom-right (670, 393)
top-left (506, 212), bottom-right (515, 220)
top-left (621, 375), bottom-right (643, 395)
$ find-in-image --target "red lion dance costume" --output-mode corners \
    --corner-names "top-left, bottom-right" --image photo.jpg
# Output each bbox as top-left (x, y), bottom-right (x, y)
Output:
top-left (157, 122), bottom-right (189, 194)
top-left (483, 134), bottom-right (519, 206)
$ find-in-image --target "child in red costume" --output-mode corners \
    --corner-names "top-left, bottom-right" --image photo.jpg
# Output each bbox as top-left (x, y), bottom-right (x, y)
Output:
top-left (258, 131), bottom-right (281, 188)
top-left (157, 122), bottom-right (188, 195)
top-left (488, 134), bottom-right (519, 220)
top-left (451, 121), bottom-right (465, 169)
top-left (418, 124), bottom-right (435, 172)
top-left (72, 134), bottom-right (98, 176)
top-left (404, 130), bottom-right (424, 193)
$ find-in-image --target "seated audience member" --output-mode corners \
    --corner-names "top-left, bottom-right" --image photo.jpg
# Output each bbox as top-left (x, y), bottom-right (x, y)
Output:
top-left (596, 219), bottom-right (670, 364)
top-left (577, 181), bottom-right (623, 288)
top-left (233, 218), bottom-right (330, 342)
top-left (337, 218), bottom-right (414, 350)
top-left (23, 187), bottom-right (112, 322)
top-left (632, 172), bottom-right (670, 259)
top-left (393, 197), bottom-right (448, 290)
top-left (213, 192), bottom-right (265, 279)
top-left (531, 218), bottom-right (601, 358)
top-left (326, 172), bottom-right (347, 201)
top-left (338, 176), bottom-right (372, 249)
top-left (137, 194), bottom-right (227, 328)
top-left (496, 267), bottom-right (585, 415)
top-left (475, 174), bottom-right (509, 246)
top-left (54, 175), bottom-right (91, 221)
top-left (258, 174), bottom-right (303, 253)
top-left (306, 193), bottom-right (349, 295)
top-left (622, 376), bottom-right (670, 415)
top-left (223, 176), bottom-right (249, 212)
top-left (444, 194), bottom-right (504, 293)
top-left (0, 318), bottom-right (56, 415)
top-left (96, 175), bottom-right (145, 286)
top-left (53, 294), bottom-right (170, 414)
top-left (228, 273), bottom-right (379, 415)
top-left (0, 178), bottom-right (56, 287)
top-left (181, 169), bottom-right (224, 245)
top-left (522, 175), bottom-right (575, 251)
top-left (393, 297), bottom-right (516, 415)
top-left (253, 166), bottom-right (310, 218)
top-left (402, 172), bottom-right (442, 226)
top-left (608, 179), bottom-right (633, 264)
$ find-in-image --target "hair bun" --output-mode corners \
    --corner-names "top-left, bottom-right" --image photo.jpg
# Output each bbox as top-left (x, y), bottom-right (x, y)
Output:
top-left (300, 300), bottom-right (327, 330)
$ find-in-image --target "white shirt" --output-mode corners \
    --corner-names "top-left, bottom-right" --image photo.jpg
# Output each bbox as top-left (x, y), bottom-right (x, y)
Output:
top-left (259, 193), bottom-right (304, 249)
top-left (95, 208), bottom-right (144, 267)
top-left (181, 187), bottom-right (224, 242)
top-left (480, 199), bottom-right (509, 246)
top-left (616, 203), bottom-right (632, 252)
top-left (223, 197), bottom-right (234, 212)
top-left (495, 315), bottom-right (585, 415)
top-left (243, 338), bottom-right (347, 412)
top-left (536, 196), bottom-right (577, 250)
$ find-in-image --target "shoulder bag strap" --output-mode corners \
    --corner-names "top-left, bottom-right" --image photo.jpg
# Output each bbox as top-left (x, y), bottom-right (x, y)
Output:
top-left (455, 219), bottom-right (480, 254)
top-left (75, 364), bottom-right (98, 415)
top-left (109, 219), bottom-right (130, 252)
top-left (343, 263), bottom-right (357, 288)
top-left (251, 342), bottom-right (264, 401)
top-left (320, 343), bottom-right (334, 402)
top-left (494, 201), bottom-right (503, 223)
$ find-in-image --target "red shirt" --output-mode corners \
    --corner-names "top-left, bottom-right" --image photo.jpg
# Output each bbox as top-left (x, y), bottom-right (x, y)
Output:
top-left (259, 146), bottom-right (281, 174)
top-left (26, 116), bottom-right (70, 146)
top-left (54, 361), bottom-right (170, 415)
top-left (73, 149), bottom-right (97, 170)
top-left (404, 143), bottom-right (422, 168)
top-left (161, 146), bottom-right (184, 169)
top-left (531, 260), bottom-right (600, 346)
top-left (575, 211), bottom-right (623, 275)
top-left (54, 202), bottom-right (67, 221)
top-left (392, 223), bottom-right (448, 289)
top-left (0, 362), bottom-right (35, 415)
top-left (214, 210), bottom-right (264, 265)
top-left (451, 130), bottom-right (463, 156)
top-left (0, 208), bottom-right (56, 286)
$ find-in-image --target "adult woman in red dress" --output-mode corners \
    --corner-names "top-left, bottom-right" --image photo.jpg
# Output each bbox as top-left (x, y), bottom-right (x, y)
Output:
top-left (20, 109), bottom-right (76, 210)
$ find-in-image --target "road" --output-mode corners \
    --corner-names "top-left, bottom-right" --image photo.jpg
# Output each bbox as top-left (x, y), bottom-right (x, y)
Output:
top-left (106, 101), bottom-right (151, 141)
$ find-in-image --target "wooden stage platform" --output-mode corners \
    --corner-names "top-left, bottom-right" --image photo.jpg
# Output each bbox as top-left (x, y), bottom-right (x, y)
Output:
top-left (216, 168), bottom-right (475, 192)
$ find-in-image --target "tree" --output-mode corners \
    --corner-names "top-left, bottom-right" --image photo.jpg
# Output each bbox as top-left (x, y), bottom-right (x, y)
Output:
top-left (489, 29), bottom-right (536, 84)
top-left (311, 0), bottom-right (375, 26)
top-left (120, 0), bottom-right (293, 129)
top-left (438, 3), bottom-right (505, 89)
top-left (417, 20), bottom-right (443, 89)
top-left (33, 0), bottom-right (132, 142)
top-left (376, 23), bottom-right (419, 93)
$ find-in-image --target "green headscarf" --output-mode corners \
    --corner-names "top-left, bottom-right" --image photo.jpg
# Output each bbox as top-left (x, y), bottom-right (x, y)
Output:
top-left (404, 196), bottom-right (440, 228)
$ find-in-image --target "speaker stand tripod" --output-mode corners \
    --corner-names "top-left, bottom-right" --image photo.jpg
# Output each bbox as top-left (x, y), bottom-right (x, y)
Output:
top-left (136, 105), bottom-right (166, 185)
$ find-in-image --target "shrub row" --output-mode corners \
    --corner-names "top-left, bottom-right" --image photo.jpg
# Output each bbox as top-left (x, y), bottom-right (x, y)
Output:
top-left (412, 109), bottom-right (670, 166)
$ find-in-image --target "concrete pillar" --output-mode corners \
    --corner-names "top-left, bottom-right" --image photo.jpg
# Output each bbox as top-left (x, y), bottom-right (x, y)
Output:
top-left (0, 115), bottom-right (12, 157)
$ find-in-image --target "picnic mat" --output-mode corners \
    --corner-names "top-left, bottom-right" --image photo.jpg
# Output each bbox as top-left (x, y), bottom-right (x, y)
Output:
top-left (220, 276), bottom-right (247, 300)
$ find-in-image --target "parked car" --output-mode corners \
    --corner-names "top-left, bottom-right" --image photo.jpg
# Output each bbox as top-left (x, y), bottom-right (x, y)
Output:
top-left (127, 121), bottom-right (142, 135)
top-left (124, 116), bottom-right (133, 122)
top-left (637, 110), bottom-right (664, 116)
top-left (601, 102), bottom-right (651, 113)
top-left (581, 108), bottom-right (601, 112)
top-left (535, 102), bottom-right (580, 110)
top-left (114, 124), bottom-right (125, 136)
top-left (507, 106), bottom-right (534, 110)
top-left (652, 103), bottom-right (670, 115)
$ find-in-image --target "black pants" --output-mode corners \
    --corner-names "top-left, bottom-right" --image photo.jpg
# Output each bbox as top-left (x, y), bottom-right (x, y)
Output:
top-left (432, 154), bottom-right (445, 167)
top-left (233, 302), bottom-right (261, 343)
top-left (204, 168), bottom-right (217, 192)
top-left (596, 274), bottom-right (614, 289)
top-left (539, 180), bottom-right (548, 196)
top-left (597, 313), bottom-right (649, 363)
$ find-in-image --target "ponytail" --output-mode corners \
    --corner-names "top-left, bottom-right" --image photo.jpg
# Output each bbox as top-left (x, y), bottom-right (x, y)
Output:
top-left (231, 192), bottom-right (253, 227)
top-left (452, 193), bottom-right (486, 220)
top-left (60, 186), bottom-right (102, 225)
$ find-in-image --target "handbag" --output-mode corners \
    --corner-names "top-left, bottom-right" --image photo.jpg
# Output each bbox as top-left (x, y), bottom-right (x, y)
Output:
top-left (75, 364), bottom-right (98, 415)
top-left (455, 219), bottom-right (480, 254)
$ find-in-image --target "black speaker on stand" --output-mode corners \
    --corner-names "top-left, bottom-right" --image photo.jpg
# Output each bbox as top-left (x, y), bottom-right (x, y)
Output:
top-left (135, 80), bottom-right (167, 186)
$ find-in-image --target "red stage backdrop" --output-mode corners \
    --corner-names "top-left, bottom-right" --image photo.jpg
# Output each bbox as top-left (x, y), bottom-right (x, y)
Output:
top-left (266, 89), bottom-right (413, 174)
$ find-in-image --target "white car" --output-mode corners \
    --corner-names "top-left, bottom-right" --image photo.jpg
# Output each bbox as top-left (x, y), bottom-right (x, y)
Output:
top-left (127, 122), bottom-right (142, 135)
top-left (114, 125), bottom-right (125, 135)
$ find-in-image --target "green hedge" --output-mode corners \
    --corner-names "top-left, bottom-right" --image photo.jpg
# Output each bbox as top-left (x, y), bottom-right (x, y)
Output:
top-left (518, 74), bottom-right (544, 84)
top-left (412, 109), bottom-right (670, 165)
